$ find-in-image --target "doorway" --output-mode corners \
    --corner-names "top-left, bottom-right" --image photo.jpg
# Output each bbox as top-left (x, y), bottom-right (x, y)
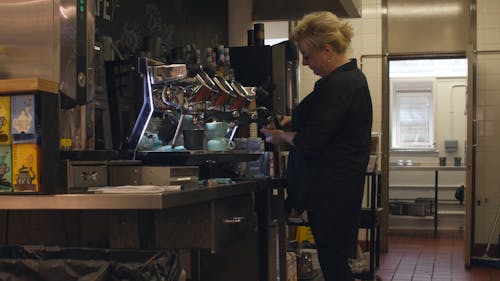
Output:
top-left (387, 57), bottom-right (468, 235)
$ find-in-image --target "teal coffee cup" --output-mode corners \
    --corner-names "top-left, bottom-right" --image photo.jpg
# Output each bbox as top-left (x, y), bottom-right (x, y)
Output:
top-left (207, 138), bottom-right (234, 151)
top-left (205, 121), bottom-right (229, 139)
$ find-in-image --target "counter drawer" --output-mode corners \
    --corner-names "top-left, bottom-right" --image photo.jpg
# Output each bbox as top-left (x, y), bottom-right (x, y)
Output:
top-left (154, 194), bottom-right (253, 251)
top-left (62, 161), bottom-right (108, 193)
top-left (108, 165), bottom-right (199, 188)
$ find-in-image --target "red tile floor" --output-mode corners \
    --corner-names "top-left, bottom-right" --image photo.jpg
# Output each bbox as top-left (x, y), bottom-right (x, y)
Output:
top-left (376, 234), bottom-right (500, 281)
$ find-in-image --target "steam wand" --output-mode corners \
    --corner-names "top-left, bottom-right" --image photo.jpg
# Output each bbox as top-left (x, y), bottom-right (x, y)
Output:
top-left (161, 84), bottom-right (185, 147)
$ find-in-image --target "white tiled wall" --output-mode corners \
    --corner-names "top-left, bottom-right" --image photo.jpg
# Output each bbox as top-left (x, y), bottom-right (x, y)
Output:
top-left (474, 0), bottom-right (500, 243)
top-left (476, 0), bottom-right (500, 51)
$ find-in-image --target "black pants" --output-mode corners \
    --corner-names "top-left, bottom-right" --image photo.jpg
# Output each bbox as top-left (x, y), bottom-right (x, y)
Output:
top-left (316, 246), bottom-right (354, 281)
top-left (307, 210), bottom-right (355, 281)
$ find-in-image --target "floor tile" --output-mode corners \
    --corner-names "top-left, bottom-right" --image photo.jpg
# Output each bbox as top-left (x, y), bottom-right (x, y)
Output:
top-left (375, 234), bottom-right (500, 281)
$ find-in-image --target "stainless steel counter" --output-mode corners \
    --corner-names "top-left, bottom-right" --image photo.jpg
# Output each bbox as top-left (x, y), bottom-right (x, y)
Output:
top-left (0, 181), bottom-right (257, 210)
top-left (388, 165), bottom-right (465, 237)
top-left (0, 180), bottom-right (267, 281)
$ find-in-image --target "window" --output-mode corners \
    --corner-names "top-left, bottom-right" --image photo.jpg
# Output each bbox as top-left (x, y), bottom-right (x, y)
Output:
top-left (391, 79), bottom-right (435, 150)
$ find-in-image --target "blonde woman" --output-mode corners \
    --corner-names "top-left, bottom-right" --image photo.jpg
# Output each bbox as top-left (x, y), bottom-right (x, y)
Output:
top-left (261, 11), bottom-right (373, 281)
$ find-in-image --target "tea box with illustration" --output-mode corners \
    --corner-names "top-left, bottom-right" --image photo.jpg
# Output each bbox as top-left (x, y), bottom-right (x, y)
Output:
top-left (12, 143), bottom-right (40, 192)
top-left (11, 95), bottom-right (39, 144)
top-left (0, 96), bottom-right (11, 144)
top-left (0, 145), bottom-right (12, 192)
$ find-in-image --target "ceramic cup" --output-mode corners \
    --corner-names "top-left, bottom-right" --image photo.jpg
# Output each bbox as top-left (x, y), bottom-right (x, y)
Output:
top-left (182, 114), bottom-right (195, 130)
top-left (205, 121), bottom-right (229, 139)
top-left (207, 138), bottom-right (234, 151)
top-left (138, 132), bottom-right (162, 150)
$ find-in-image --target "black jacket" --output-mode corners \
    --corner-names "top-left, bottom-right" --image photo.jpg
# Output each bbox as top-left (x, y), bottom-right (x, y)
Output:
top-left (286, 60), bottom-right (372, 257)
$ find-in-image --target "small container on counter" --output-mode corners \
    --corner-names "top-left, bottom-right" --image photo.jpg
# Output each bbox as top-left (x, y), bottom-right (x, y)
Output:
top-left (253, 23), bottom-right (265, 46)
top-left (247, 29), bottom-right (254, 46)
top-left (439, 157), bottom-right (446, 166)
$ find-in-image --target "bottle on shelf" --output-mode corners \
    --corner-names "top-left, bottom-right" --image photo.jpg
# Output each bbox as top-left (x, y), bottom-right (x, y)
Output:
top-left (212, 45), bottom-right (235, 81)
top-left (203, 47), bottom-right (217, 76)
top-left (215, 45), bottom-right (226, 77)
top-left (224, 47), bottom-right (235, 81)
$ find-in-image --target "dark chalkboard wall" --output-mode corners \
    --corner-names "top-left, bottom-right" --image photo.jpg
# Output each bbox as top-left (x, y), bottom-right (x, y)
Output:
top-left (95, 0), bottom-right (228, 60)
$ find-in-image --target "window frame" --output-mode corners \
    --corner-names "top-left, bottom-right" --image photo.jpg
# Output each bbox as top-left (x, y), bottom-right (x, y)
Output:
top-left (390, 78), bottom-right (436, 151)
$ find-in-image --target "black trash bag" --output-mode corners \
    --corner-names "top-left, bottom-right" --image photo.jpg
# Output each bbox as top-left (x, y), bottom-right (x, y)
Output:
top-left (0, 246), bottom-right (180, 281)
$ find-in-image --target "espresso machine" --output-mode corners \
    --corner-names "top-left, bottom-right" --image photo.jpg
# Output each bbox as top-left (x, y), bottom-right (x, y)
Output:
top-left (124, 57), bottom-right (272, 157)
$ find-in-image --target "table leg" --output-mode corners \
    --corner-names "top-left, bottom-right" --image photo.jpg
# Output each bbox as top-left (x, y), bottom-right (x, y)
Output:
top-left (255, 182), bottom-right (270, 281)
top-left (434, 170), bottom-right (439, 238)
top-left (190, 249), bottom-right (201, 281)
top-left (277, 185), bottom-right (287, 281)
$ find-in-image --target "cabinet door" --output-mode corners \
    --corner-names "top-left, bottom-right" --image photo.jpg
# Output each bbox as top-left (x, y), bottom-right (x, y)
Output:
top-left (154, 194), bottom-right (253, 252)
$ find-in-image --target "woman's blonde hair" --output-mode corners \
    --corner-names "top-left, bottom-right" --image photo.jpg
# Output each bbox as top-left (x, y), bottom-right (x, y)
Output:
top-left (290, 11), bottom-right (353, 54)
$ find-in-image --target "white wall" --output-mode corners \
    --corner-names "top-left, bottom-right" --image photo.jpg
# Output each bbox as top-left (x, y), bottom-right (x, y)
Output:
top-left (348, 0), bottom-right (383, 134)
top-left (435, 78), bottom-right (467, 161)
top-left (227, 0), bottom-right (253, 47)
top-left (227, 2), bottom-right (289, 47)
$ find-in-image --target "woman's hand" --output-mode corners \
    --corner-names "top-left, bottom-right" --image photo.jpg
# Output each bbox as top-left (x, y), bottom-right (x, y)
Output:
top-left (260, 128), bottom-right (284, 145)
top-left (279, 115), bottom-right (292, 129)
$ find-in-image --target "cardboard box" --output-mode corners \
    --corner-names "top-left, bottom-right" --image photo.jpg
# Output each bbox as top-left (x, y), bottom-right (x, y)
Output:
top-left (0, 145), bottom-right (12, 192)
top-left (0, 96), bottom-right (11, 144)
top-left (12, 143), bottom-right (40, 192)
top-left (11, 95), bottom-right (39, 143)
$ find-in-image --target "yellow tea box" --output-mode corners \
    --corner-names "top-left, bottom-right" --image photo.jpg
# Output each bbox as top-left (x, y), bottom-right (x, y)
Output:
top-left (11, 95), bottom-right (39, 143)
top-left (12, 143), bottom-right (40, 192)
top-left (0, 96), bottom-right (10, 144)
top-left (0, 145), bottom-right (12, 192)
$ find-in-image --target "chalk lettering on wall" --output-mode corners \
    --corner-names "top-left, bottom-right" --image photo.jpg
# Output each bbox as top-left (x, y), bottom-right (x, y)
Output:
top-left (95, 0), bottom-right (119, 22)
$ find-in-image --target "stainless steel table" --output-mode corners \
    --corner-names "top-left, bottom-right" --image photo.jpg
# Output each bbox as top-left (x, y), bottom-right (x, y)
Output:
top-left (0, 182), bottom-right (257, 210)
top-left (0, 181), bottom-right (269, 281)
top-left (389, 165), bottom-right (466, 237)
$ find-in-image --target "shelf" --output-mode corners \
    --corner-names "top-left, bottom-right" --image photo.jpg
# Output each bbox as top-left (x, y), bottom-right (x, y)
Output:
top-left (390, 215), bottom-right (434, 220)
top-left (389, 199), bottom-right (464, 204)
top-left (390, 210), bottom-right (465, 217)
top-left (438, 200), bottom-right (465, 205)
top-left (389, 165), bottom-right (465, 171)
top-left (0, 77), bottom-right (59, 95)
top-left (437, 210), bottom-right (465, 215)
top-left (390, 185), bottom-right (463, 189)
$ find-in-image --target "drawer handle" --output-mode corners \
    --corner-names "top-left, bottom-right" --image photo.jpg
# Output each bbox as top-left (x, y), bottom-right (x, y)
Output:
top-left (171, 177), bottom-right (192, 181)
top-left (223, 216), bottom-right (245, 224)
top-left (81, 171), bottom-right (98, 182)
